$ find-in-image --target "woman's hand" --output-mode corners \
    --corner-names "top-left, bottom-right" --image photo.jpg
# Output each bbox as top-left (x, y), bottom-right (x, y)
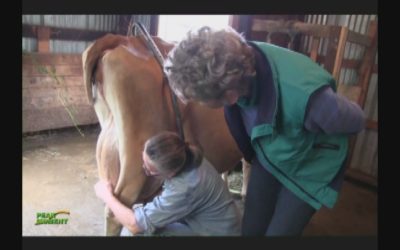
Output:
top-left (94, 180), bottom-right (114, 203)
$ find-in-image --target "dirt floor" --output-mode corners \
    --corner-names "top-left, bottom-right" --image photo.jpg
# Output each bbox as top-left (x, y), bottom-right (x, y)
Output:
top-left (22, 126), bottom-right (377, 236)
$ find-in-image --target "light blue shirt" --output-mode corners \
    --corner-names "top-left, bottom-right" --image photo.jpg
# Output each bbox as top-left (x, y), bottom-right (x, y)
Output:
top-left (134, 158), bottom-right (242, 236)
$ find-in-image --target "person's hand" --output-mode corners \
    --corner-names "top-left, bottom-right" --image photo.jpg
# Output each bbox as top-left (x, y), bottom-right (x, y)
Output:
top-left (94, 180), bottom-right (114, 203)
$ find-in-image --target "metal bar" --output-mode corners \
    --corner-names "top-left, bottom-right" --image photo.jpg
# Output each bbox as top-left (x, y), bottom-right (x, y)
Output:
top-left (133, 22), bottom-right (185, 141)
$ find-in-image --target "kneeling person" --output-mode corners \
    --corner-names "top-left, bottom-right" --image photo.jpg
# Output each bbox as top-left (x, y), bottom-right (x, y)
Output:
top-left (94, 131), bottom-right (242, 236)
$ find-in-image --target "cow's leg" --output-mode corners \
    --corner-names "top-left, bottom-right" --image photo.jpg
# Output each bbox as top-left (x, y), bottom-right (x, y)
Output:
top-left (100, 48), bottom-right (158, 235)
top-left (241, 158), bottom-right (251, 201)
top-left (96, 117), bottom-right (123, 236)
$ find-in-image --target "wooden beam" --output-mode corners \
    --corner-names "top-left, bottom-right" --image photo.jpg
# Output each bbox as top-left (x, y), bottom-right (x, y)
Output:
top-left (344, 21), bottom-right (378, 183)
top-left (358, 20), bottom-right (378, 108)
top-left (347, 30), bottom-right (372, 47)
top-left (373, 64), bottom-right (378, 73)
top-left (252, 19), bottom-right (341, 38)
top-left (118, 15), bottom-right (131, 35)
top-left (324, 28), bottom-right (341, 74)
top-left (332, 26), bottom-right (349, 81)
top-left (366, 119), bottom-right (378, 130)
top-left (22, 24), bottom-right (37, 38)
top-left (23, 53), bottom-right (82, 65)
top-left (23, 24), bottom-right (116, 42)
top-left (229, 15), bottom-right (240, 31)
top-left (149, 15), bottom-right (159, 36)
top-left (345, 168), bottom-right (377, 188)
top-left (239, 15), bottom-right (253, 39)
top-left (305, 53), bottom-right (377, 72)
top-left (37, 27), bottom-right (50, 53)
top-left (309, 37), bottom-right (320, 62)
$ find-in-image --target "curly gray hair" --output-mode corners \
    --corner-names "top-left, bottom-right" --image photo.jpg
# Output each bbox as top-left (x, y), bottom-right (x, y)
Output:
top-left (164, 26), bottom-right (255, 103)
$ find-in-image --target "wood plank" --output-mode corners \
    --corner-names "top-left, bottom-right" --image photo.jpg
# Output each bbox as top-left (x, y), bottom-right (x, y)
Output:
top-left (349, 130), bottom-right (378, 178)
top-left (23, 85), bottom-right (88, 100)
top-left (345, 168), bottom-right (377, 188)
top-left (229, 15), bottom-right (240, 31)
top-left (22, 105), bottom-right (98, 133)
top-left (366, 119), bottom-right (378, 130)
top-left (337, 84), bottom-right (361, 103)
top-left (347, 30), bottom-right (372, 47)
top-left (23, 76), bottom-right (84, 89)
top-left (23, 64), bottom-right (83, 77)
top-left (332, 26), bottom-right (349, 81)
top-left (305, 54), bottom-right (374, 70)
top-left (149, 15), bottom-right (159, 36)
top-left (118, 15), bottom-right (131, 35)
top-left (37, 27), bottom-right (50, 53)
top-left (324, 28), bottom-right (342, 74)
top-left (358, 20), bottom-right (378, 108)
top-left (23, 91), bottom-right (91, 110)
top-left (373, 64), bottom-right (378, 73)
top-left (309, 37), bottom-right (320, 62)
top-left (23, 53), bottom-right (82, 65)
top-left (252, 19), bottom-right (341, 38)
top-left (341, 58), bottom-right (361, 69)
top-left (23, 23), bottom-right (114, 41)
top-left (363, 73), bottom-right (378, 119)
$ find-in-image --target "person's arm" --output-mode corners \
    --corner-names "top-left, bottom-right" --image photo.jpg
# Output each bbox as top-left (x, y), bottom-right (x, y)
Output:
top-left (94, 180), bottom-right (143, 234)
top-left (133, 179), bottom-right (194, 234)
top-left (304, 85), bottom-right (366, 134)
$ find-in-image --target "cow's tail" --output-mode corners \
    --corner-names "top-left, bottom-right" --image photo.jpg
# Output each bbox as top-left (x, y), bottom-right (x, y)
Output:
top-left (82, 34), bottom-right (128, 105)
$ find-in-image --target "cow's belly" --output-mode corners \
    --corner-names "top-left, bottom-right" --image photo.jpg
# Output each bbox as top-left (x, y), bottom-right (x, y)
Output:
top-left (96, 116), bottom-right (163, 205)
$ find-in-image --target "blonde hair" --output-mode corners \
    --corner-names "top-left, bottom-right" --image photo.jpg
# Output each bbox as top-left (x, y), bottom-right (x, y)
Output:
top-left (164, 26), bottom-right (256, 103)
top-left (144, 131), bottom-right (203, 175)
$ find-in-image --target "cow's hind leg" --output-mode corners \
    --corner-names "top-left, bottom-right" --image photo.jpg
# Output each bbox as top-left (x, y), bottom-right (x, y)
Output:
top-left (101, 47), bottom-right (150, 226)
top-left (96, 118), bottom-right (122, 236)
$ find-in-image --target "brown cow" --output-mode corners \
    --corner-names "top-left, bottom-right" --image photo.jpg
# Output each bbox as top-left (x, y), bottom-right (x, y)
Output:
top-left (82, 34), bottom-right (249, 236)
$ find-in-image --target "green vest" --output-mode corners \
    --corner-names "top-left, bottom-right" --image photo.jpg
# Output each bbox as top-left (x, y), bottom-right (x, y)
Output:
top-left (250, 42), bottom-right (348, 209)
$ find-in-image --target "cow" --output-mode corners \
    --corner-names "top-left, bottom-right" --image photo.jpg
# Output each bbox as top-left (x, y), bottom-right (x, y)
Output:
top-left (82, 33), bottom-right (250, 236)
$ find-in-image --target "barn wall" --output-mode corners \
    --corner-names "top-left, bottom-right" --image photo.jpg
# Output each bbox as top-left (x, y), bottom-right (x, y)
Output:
top-left (22, 15), bottom-right (153, 53)
top-left (305, 15), bottom-right (378, 183)
top-left (248, 15), bottom-right (305, 49)
top-left (22, 15), bottom-right (120, 53)
top-left (247, 15), bottom-right (378, 184)
top-left (22, 15), bottom-right (154, 132)
top-left (22, 53), bottom-right (97, 133)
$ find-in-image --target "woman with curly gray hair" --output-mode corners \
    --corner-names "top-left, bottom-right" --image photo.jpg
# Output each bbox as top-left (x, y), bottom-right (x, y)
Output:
top-left (165, 26), bottom-right (366, 236)
top-left (164, 26), bottom-right (255, 107)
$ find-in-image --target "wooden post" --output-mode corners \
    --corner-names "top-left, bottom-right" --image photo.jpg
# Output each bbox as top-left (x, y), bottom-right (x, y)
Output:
top-left (345, 20), bottom-right (378, 178)
top-left (323, 26), bottom-right (341, 74)
top-left (309, 37), bottom-right (320, 62)
top-left (118, 15), bottom-right (131, 35)
top-left (37, 27), bottom-right (50, 52)
top-left (357, 20), bottom-right (378, 108)
top-left (149, 15), bottom-right (159, 36)
top-left (229, 15), bottom-right (240, 31)
top-left (332, 26), bottom-right (349, 81)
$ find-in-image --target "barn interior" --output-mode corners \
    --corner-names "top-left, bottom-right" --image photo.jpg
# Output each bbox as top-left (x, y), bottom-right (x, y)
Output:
top-left (22, 15), bottom-right (378, 236)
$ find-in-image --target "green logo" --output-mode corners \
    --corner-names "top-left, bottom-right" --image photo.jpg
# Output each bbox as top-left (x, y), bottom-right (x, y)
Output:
top-left (35, 210), bottom-right (70, 225)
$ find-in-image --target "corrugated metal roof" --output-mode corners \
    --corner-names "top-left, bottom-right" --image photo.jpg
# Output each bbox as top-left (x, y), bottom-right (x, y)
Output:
top-left (22, 15), bottom-right (122, 53)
